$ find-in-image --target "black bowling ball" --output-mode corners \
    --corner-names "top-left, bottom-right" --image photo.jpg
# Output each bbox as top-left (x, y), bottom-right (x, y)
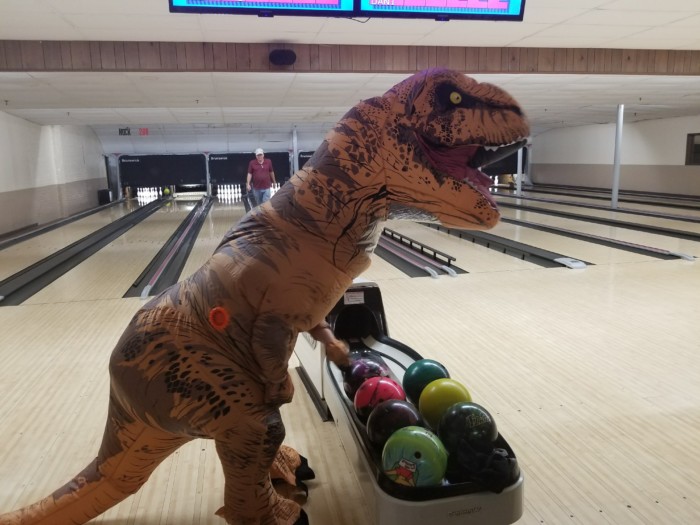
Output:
top-left (366, 398), bottom-right (425, 448)
top-left (437, 401), bottom-right (498, 455)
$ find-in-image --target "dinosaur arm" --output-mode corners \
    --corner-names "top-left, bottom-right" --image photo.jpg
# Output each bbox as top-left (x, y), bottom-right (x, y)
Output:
top-left (308, 321), bottom-right (350, 368)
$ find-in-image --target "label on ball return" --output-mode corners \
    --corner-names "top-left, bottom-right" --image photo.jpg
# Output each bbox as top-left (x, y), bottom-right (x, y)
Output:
top-left (343, 291), bottom-right (365, 305)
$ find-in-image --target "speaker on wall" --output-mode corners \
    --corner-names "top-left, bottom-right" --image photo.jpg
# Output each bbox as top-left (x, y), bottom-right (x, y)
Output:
top-left (269, 49), bottom-right (297, 66)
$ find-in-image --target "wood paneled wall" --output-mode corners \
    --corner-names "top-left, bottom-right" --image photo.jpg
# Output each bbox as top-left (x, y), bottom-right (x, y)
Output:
top-left (2, 40), bottom-right (700, 75)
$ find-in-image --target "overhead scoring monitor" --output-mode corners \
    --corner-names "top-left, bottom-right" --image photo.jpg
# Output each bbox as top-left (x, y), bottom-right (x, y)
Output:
top-left (169, 0), bottom-right (525, 21)
top-left (358, 0), bottom-right (525, 21)
top-left (169, 0), bottom-right (355, 17)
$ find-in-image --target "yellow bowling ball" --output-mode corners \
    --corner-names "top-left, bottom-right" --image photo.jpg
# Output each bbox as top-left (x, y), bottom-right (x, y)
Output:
top-left (418, 378), bottom-right (472, 430)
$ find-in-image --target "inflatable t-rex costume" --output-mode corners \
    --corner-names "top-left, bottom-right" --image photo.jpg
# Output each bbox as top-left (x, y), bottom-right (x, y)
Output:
top-left (0, 68), bottom-right (528, 525)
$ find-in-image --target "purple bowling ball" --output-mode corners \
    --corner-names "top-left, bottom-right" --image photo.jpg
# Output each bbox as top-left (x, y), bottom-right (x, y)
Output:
top-left (343, 357), bottom-right (390, 400)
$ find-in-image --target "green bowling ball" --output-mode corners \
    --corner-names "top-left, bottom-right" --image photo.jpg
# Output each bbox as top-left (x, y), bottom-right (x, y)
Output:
top-left (402, 359), bottom-right (450, 405)
top-left (381, 426), bottom-right (448, 487)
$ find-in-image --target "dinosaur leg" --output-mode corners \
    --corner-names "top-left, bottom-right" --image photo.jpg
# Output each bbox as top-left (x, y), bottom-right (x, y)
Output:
top-left (271, 445), bottom-right (315, 484)
top-left (213, 409), bottom-right (302, 525)
top-left (0, 401), bottom-right (190, 525)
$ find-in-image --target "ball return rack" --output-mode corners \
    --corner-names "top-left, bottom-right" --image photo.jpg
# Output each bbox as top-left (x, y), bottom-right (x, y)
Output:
top-left (294, 280), bottom-right (524, 525)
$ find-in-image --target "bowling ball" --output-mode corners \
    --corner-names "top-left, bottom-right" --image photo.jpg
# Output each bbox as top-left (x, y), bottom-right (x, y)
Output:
top-left (343, 357), bottom-right (390, 400)
top-left (418, 378), bottom-right (472, 430)
top-left (366, 399), bottom-right (425, 448)
top-left (354, 376), bottom-right (406, 422)
top-left (402, 359), bottom-right (450, 405)
top-left (163, 187), bottom-right (171, 195)
top-left (437, 402), bottom-right (498, 455)
top-left (381, 426), bottom-right (448, 487)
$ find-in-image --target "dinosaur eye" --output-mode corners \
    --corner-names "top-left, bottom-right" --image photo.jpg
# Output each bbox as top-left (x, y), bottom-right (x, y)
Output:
top-left (449, 91), bottom-right (462, 105)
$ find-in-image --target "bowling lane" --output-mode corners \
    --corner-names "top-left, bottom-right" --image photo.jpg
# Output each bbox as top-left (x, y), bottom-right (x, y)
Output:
top-left (23, 199), bottom-right (193, 304)
top-left (380, 220), bottom-right (543, 273)
top-left (497, 195), bottom-right (700, 233)
top-left (177, 199), bottom-right (248, 279)
top-left (500, 206), bottom-right (700, 257)
top-left (0, 202), bottom-right (138, 281)
top-left (499, 188), bottom-right (700, 219)
top-left (365, 254), bottom-right (414, 281)
top-left (181, 200), bottom-right (413, 282)
top-left (489, 219), bottom-right (658, 265)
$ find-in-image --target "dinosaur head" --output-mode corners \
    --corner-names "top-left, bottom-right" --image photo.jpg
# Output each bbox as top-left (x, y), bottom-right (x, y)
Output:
top-left (381, 68), bottom-right (529, 229)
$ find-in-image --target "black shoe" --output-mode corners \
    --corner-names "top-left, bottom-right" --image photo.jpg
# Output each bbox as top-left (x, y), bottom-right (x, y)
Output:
top-left (296, 455), bottom-right (316, 481)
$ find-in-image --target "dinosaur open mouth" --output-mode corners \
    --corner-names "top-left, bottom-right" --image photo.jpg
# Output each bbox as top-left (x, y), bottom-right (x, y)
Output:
top-left (417, 135), bottom-right (526, 207)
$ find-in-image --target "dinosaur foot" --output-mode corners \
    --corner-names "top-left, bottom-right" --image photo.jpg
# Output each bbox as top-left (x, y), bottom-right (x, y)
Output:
top-left (294, 509), bottom-right (309, 525)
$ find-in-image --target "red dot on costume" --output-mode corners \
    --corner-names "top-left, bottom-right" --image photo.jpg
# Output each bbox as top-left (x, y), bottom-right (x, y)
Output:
top-left (209, 307), bottom-right (230, 330)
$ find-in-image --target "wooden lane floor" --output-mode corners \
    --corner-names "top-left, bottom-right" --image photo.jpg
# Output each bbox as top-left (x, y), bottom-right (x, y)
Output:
top-left (147, 196), bottom-right (375, 524)
top-left (377, 217), bottom-right (669, 269)
top-left (180, 201), bottom-right (416, 284)
top-left (0, 297), bottom-right (373, 525)
top-left (2, 195), bottom-right (699, 524)
top-left (377, 198), bottom-right (700, 272)
top-left (364, 253), bottom-right (416, 281)
top-left (491, 219), bottom-right (672, 265)
top-left (0, 195), bottom-right (374, 524)
top-left (0, 298), bottom-right (143, 514)
top-left (499, 207), bottom-right (700, 258)
top-left (497, 194), bottom-right (700, 231)
top-left (21, 199), bottom-right (194, 305)
top-left (377, 220), bottom-right (542, 274)
top-left (497, 188), bottom-right (700, 219)
top-left (496, 196), bottom-right (700, 259)
top-left (177, 199), bottom-right (247, 280)
top-left (372, 261), bottom-right (700, 525)
top-left (0, 202), bottom-right (137, 282)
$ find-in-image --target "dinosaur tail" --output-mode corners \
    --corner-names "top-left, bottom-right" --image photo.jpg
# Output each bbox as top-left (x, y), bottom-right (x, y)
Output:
top-left (0, 404), bottom-right (190, 525)
top-left (0, 458), bottom-right (136, 525)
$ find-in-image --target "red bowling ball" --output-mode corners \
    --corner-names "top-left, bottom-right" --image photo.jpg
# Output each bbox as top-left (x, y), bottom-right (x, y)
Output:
top-left (354, 376), bottom-right (406, 421)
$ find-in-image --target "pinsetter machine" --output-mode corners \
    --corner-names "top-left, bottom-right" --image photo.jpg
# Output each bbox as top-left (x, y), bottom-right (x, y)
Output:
top-left (294, 280), bottom-right (524, 525)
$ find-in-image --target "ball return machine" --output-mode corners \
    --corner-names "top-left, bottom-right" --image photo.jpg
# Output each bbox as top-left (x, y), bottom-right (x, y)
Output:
top-left (294, 280), bottom-right (524, 525)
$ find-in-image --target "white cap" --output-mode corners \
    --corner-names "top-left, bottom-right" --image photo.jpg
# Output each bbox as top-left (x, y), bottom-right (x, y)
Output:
top-left (255, 148), bottom-right (264, 155)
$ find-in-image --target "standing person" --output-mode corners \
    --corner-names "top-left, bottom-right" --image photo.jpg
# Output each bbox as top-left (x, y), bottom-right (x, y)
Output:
top-left (246, 148), bottom-right (276, 206)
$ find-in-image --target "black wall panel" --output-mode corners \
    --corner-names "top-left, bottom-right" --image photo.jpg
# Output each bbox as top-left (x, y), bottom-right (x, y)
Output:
top-left (298, 150), bottom-right (315, 169)
top-left (119, 154), bottom-right (206, 187)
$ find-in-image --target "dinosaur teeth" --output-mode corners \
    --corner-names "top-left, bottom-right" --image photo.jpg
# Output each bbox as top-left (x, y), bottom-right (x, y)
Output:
top-left (476, 140), bottom-right (527, 168)
top-left (485, 138), bottom-right (526, 150)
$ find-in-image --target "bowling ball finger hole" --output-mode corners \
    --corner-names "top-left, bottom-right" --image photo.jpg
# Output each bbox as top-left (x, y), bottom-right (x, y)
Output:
top-left (414, 452), bottom-right (422, 459)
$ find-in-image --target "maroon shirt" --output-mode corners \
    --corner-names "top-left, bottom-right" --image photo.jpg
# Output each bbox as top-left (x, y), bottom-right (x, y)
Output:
top-left (248, 158), bottom-right (274, 190)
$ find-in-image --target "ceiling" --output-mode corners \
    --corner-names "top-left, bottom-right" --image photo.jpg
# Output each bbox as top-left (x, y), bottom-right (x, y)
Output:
top-left (2, 0), bottom-right (700, 153)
